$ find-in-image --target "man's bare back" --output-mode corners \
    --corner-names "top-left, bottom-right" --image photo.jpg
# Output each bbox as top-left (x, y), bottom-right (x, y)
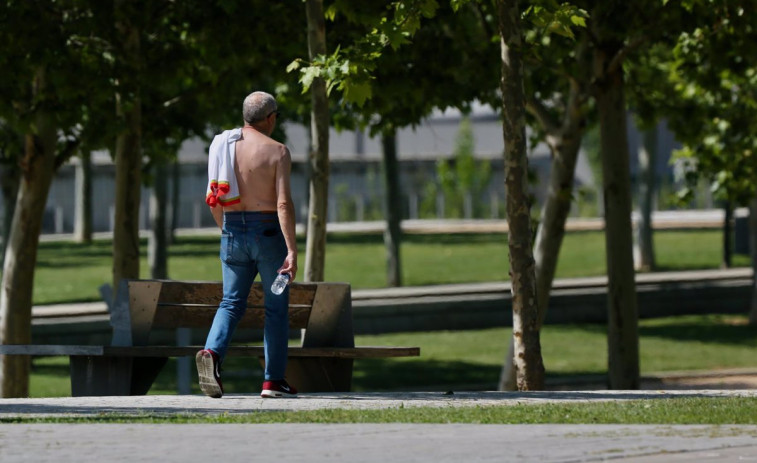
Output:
top-left (224, 126), bottom-right (290, 213)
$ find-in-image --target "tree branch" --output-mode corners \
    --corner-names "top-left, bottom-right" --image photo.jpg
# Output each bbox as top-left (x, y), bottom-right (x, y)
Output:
top-left (54, 137), bottom-right (81, 171)
top-left (472, 1), bottom-right (495, 40)
top-left (526, 97), bottom-right (560, 137)
top-left (607, 34), bottom-right (647, 74)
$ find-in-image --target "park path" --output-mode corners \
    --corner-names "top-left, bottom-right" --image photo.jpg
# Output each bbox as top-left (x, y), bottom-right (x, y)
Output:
top-left (1, 423), bottom-right (756, 462)
top-left (1, 390), bottom-right (757, 463)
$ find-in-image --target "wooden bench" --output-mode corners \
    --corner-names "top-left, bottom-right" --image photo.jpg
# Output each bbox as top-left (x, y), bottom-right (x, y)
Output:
top-left (0, 279), bottom-right (419, 396)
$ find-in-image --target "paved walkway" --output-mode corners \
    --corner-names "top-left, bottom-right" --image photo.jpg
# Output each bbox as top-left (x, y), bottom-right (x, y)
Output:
top-left (2, 422), bottom-right (756, 462)
top-left (2, 390), bottom-right (757, 462)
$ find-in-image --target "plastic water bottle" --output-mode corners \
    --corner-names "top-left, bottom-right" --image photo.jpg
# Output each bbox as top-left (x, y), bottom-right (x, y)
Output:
top-left (271, 273), bottom-right (290, 295)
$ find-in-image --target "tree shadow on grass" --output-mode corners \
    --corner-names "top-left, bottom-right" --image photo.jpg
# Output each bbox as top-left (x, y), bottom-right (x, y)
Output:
top-left (36, 241), bottom-right (114, 269)
top-left (35, 258), bottom-right (106, 269)
top-left (638, 319), bottom-right (757, 346)
top-left (352, 359), bottom-right (501, 391)
top-left (405, 233), bottom-right (503, 246)
top-left (653, 264), bottom-right (728, 272)
top-left (168, 247), bottom-right (221, 258)
top-left (153, 358), bottom-right (505, 394)
top-left (151, 357), bottom-right (265, 395)
top-left (324, 233), bottom-right (504, 246)
top-left (353, 360), bottom-right (610, 392)
top-left (31, 360), bottom-right (70, 376)
top-left (155, 357), bottom-right (496, 394)
top-left (38, 240), bottom-right (113, 254)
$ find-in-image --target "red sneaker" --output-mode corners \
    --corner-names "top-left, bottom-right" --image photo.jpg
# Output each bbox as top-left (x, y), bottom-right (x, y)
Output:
top-left (196, 349), bottom-right (223, 398)
top-left (261, 379), bottom-right (298, 398)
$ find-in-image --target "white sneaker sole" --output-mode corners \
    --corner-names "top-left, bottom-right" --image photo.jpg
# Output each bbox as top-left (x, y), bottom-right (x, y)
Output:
top-left (260, 389), bottom-right (297, 399)
top-left (196, 351), bottom-right (223, 398)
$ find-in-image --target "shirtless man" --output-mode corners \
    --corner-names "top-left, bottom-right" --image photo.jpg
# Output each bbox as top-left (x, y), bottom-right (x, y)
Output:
top-left (196, 91), bottom-right (298, 399)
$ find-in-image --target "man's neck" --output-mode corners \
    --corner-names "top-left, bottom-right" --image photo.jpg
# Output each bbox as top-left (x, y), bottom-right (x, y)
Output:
top-left (243, 124), bottom-right (270, 137)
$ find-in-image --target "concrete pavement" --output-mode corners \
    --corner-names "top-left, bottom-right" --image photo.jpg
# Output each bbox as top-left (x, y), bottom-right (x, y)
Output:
top-left (1, 422), bottom-right (756, 462)
top-left (2, 390), bottom-right (757, 462)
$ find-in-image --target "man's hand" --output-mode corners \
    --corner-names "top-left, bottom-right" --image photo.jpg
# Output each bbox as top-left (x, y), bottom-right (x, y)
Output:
top-left (277, 252), bottom-right (298, 282)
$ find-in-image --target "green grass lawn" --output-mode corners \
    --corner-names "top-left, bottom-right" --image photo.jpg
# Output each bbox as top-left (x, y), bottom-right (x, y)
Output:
top-left (22, 228), bottom-right (757, 396)
top-left (30, 229), bottom-right (749, 304)
top-left (22, 227), bottom-right (757, 423)
top-left (29, 313), bottom-right (757, 397)
top-left (17, 230), bottom-right (757, 424)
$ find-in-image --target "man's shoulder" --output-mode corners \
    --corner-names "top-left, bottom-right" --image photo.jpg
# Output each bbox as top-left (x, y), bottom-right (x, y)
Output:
top-left (215, 127), bottom-right (242, 141)
top-left (210, 128), bottom-right (242, 149)
top-left (258, 137), bottom-right (289, 155)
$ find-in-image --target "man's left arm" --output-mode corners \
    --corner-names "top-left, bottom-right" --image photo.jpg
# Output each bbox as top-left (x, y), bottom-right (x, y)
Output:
top-left (275, 146), bottom-right (298, 280)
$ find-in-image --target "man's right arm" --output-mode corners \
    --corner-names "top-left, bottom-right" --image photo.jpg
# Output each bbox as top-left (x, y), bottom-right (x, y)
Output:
top-left (275, 146), bottom-right (298, 280)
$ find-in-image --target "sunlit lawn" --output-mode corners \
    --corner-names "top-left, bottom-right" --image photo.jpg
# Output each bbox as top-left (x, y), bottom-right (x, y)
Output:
top-left (30, 229), bottom-right (748, 305)
top-left (24, 227), bottom-right (755, 397)
top-left (30, 313), bottom-right (757, 397)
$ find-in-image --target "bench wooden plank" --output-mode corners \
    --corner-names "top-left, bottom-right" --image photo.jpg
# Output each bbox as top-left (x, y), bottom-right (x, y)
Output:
top-left (153, 280), bottom-right (319, 306)
top-left (125, 280), bottom-right (321, 339)
top-left (151, 305), bottom-right (312, 330)
top-left (0, 345), bottom-right (106, 356)
top-left (302, 283), bottom-right (354, 348)
top-left (0, 344), bottom-right (420, 359)
top-left (274, 346), bottom-right (420, 359)
top-left (127, 281), bottom-right (163, 346)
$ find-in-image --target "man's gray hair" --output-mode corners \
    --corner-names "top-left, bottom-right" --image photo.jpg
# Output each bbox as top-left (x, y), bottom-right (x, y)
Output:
top-left (242, 91), bottom-right (277, 124)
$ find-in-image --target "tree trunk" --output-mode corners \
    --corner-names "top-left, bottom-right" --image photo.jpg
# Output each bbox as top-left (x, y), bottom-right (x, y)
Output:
top-left (0, 162), bottom-right (20, 268)
top-left (722, 201), bottom-right (732, 269)
top-left (112, 2), bottom-right (142, 296)
top-left (594, 50), bottom-right (640, 390)
top-left (303, 0), bottom-right (330, 283)
top-left (497, 0), bottom-right (544, 391)
top-left (73, 150), bottom-right (93, 244)
top-left (149, 161), bottom-right (168, 279)
top-left (169, 159), bottom-right (180, 244)
top-left (634, 126), bottom-right (656, 271)
top-left (748, 193), bottom-right (757, 325)
top-left (381, 131), bottom-right (402, 287)
top-left (498, 112), bottom-right (584, 391)
top-left (0, 87), bottom-right (57, 397)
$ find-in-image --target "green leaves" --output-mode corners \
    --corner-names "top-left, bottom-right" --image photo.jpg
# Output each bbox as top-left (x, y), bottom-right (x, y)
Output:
top-left (288, 46), bottom-right (375, 107)
top-left (381, 0), bottom-right (439, 49)
top-left (289, 0), bottom-right (440, 107)
top-left (285, 59), bottom-right (302, 74)
top-left (343, 81), bottom-right (373, 107)
top-left (662, 1), bottom-right (757, 205)
top-left (523, 2), bottom-right (589, 39)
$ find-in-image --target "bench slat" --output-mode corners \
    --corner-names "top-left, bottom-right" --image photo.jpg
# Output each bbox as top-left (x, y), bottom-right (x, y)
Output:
top-left (0, 345), bottom-right (106, 356)
top-left (224, 346), bottom-right (420, 359)
top-left (151, 305), bottom-right (312, 330)
top-left (151, 281), bottom-right (319, 306)
top-left (0, 344), bottom-right (420, 359)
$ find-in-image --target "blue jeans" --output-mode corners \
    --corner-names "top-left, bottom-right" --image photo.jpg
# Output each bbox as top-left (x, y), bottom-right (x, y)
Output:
top-left (204, 211), bottom-right (289, 381)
